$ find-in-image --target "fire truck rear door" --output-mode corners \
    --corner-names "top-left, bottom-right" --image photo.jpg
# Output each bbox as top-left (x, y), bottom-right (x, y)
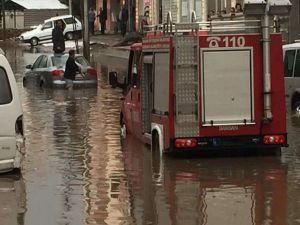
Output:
top-left (201, 48), bottom-right (254, 126)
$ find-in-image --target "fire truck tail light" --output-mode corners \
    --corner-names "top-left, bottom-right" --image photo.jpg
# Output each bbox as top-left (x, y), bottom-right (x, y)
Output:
top-left (175, 138), bottom-right (197, 148)
top-left (263, 135), bottom-right (285, 145)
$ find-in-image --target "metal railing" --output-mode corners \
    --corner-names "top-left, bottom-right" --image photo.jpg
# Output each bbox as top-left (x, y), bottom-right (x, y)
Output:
top-left (143, 11), bottom-right (264, 35)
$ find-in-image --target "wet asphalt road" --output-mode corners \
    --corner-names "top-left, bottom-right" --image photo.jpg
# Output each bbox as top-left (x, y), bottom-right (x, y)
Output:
top-left (0, 42), bottom-right (300, 225)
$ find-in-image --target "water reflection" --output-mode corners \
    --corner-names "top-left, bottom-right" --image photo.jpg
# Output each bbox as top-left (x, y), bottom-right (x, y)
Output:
top-left (21, 87), bottom-right (97, 225)
top-left (122, 135), bottom-right (288, 225)
top-left (0, 174), bottom-right (26, 225)
top-left (83, 79), bottom-right (133, 225)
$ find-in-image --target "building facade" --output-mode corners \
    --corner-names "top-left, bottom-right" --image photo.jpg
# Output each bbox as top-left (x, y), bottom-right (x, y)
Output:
top-left (95, 0), bottom-right (298, 43)
top-left (0, 0), bottom-right (69, 29)
top-left (288, 0), bottom-right (300, 43)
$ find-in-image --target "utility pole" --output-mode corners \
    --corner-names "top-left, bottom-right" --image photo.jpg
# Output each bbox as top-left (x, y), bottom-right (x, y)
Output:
top-left (127, 0), bottom-right (132, 32)
top-left (1, 0), bottom-right (6, 41)
top-left (68, 0), bottom-right (72, 15)
top-left (202, 0), bottom-right (207, 22)
top-left (83, 0), bottom-right (90, 61)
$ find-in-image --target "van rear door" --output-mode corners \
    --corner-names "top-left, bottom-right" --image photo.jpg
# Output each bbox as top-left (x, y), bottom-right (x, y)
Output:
top-left (0, 63), bottom-right (19, 160)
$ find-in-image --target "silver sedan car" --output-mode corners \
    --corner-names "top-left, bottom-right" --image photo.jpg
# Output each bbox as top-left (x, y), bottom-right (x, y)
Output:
top-left (23, 54), bottom-right (97, 88)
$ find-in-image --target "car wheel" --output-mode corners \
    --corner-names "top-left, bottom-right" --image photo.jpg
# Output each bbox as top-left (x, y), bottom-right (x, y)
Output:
top-left (66, 32), bottom-right (73, 40)
top-left (292, 101), bottom-right (300, 114)
top-left (30, 37), bottom-right (39, 46)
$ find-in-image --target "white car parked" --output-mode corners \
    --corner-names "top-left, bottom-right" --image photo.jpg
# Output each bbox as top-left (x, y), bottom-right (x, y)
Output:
top-left (0, 49), bottom-right (24, 173)
top-left (19, 15), bottom-right (82, 46)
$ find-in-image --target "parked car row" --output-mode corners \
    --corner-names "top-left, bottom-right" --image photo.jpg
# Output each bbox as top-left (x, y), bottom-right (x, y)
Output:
top-left (18, 15), bottom-right (82, 46)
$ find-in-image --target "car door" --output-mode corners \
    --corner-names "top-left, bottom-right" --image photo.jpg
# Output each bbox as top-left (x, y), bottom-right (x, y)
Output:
top-left (62, 17), bottom-right (74, 33)
top-left (38, 56), bottom-right (52, 87)
top-left (40, 21), bottom-right (53, 41)
top-left (31, 55), bottom-right (48, 86)
top-left (25, 55), bottom-right (43, 84)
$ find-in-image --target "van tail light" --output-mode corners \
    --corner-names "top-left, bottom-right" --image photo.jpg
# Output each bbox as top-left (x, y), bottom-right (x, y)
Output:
top-left (175, 138), bottom-right (197, 148)
top-left (263, 135), bottom-right (286, 145)
top-left (87, 68), bottom-right (97, 76)
top-left (15, 115), bottom-right (24, 136)
top-left (51, 69), bottom-right (64, 76)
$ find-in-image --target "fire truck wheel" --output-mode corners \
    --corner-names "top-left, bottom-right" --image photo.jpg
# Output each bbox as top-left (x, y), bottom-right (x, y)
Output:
top-left (152, 132), bottom-right (160, 152)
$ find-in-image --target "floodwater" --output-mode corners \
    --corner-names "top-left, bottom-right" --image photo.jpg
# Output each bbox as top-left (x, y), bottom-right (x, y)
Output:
top-left (0, 42), bottom-right (300, 225)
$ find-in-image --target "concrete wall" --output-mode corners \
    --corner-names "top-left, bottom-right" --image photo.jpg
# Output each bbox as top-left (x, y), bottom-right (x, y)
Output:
top-left (0, 11), bottom-right (24, 29)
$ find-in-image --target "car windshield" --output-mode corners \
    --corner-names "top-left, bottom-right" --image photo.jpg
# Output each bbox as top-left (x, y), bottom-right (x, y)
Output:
top-left (51, 55), bottom-right (90, 68)
top-left (51, 55), bottom-right (69, 68)
top-left (75, 56), bottom-right (89, 66)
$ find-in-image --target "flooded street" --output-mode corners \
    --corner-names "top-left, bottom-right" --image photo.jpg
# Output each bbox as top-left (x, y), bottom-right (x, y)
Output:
top-left (0, 42), bottom-right (300, 225)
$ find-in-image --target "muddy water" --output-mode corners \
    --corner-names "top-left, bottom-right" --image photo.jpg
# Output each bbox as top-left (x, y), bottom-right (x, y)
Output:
top-left (0, 43), bottom-right (300, 225)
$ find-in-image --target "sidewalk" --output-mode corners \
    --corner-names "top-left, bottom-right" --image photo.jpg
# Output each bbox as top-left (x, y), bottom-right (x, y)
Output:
top-left (91, 31), bottom-right (142, 47)
top-left (90, 32), bottom-right (142, 59)
top-left (90, 31), bottom-right (124, 47)
top-left (90, 33), bottom-right (127, 59)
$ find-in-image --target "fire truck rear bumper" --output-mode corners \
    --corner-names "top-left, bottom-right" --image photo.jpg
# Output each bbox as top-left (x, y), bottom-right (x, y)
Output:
top-left (169, 134), bottom-right (288, 152)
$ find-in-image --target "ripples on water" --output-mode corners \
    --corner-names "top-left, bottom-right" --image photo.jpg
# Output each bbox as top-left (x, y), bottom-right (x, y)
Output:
top-left (0, 43), bottom-right (300, 225)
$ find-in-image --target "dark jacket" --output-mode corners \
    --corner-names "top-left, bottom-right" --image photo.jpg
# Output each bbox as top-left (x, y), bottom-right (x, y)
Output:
top-left (121, 8), bottom-right (128, 22)
top-left (52, 26), bottom-right (65, 53)
top-left (98, 9), bottom-right (107, 23)
top-left (64, 57), bottom-right (79, 80)
top-left (88, 11), bottom-right (96, 23)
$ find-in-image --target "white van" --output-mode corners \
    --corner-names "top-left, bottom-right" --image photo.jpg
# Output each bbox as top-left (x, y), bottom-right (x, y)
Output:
top-left (19, 15), bottom-right (82, 46)
top-left (0, 49), bottom-right (24, 173)
top-left (283, 43), bottom-right (300, 112)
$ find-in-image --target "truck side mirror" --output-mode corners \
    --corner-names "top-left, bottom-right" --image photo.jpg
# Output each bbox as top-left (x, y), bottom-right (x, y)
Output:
top-left (109, 71), bottom-right (118, 88)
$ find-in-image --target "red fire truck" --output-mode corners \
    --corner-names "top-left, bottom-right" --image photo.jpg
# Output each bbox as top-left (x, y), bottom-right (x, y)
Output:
top-left (111, 17), bottom-right (288, 154)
